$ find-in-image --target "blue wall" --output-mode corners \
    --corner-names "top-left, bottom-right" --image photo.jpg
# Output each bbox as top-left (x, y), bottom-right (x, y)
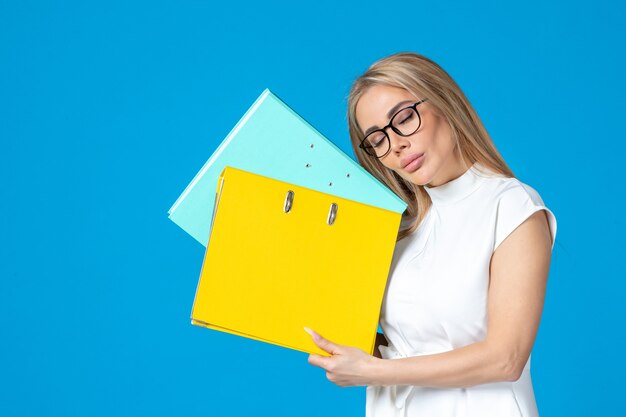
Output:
top-left (2, 1), bottom-right (624, 415)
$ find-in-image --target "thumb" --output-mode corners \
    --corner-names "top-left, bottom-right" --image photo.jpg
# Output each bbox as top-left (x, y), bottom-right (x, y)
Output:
top-left (304, 327), bottom-right (342, 354)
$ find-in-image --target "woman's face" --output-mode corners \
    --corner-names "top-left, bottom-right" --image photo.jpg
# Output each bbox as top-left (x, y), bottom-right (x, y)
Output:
top-left (355, 84), bottom-right (467, 187)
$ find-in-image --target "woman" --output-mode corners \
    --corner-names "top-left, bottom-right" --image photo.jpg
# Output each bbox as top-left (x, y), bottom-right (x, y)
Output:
top-left (305, 52), bottom-right (557, 417)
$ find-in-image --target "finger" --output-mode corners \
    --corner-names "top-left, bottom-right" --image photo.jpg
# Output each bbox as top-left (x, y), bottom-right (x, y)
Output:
top-left (304, 327), bottom-right (342, 354)
top-left (308, 354), bottom-right (330, 369)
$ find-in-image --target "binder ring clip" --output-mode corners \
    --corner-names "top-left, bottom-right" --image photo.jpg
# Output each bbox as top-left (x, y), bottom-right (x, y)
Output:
top-left (284, 190), bottom-right (295, 213)
top-left (327, 203), bottom-right (338, 225)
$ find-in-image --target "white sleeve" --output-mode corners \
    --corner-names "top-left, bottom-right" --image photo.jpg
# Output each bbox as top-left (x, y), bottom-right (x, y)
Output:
top-left (493, 181), bottom-right (557, 251)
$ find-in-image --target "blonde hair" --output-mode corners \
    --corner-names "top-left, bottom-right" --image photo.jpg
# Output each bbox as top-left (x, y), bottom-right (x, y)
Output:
top-left (348, 52), bottom-right (514, 240)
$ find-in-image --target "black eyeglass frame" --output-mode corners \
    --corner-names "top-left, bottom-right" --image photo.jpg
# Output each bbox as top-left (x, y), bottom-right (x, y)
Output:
top-left (358, 98), bottom-right (429, 158)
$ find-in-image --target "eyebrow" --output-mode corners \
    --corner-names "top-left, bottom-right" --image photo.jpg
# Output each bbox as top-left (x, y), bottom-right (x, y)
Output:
top-left (363, 100), bottom-right (415, 136)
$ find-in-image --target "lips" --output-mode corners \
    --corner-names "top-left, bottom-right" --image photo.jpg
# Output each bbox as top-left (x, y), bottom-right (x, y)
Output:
top-left (401, 153), bottom-right (425, 172)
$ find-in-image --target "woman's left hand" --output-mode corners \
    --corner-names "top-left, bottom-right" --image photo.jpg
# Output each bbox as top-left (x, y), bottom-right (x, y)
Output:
top-left (305, 327), bottom-right (379, 387)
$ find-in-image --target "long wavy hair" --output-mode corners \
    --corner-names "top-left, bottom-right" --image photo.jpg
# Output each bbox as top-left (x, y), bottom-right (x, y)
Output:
top-left (348, 52), bottom-right (514, 240)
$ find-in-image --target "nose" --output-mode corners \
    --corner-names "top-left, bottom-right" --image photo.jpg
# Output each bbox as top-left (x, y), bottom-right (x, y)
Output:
top-left (387, 129), bottom-right (410, 154)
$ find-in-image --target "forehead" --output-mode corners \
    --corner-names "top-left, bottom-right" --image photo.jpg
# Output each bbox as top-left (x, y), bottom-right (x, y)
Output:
top-left (355, 85), bottom-right (418, 129)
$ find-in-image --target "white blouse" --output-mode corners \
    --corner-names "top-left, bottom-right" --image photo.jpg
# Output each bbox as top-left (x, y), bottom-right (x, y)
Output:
top-left (366, 163), bottom-right (557, 417)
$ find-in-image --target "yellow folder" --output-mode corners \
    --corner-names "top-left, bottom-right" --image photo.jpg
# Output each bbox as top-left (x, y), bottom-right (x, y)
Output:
top-left (191, 167), bottom-right (402, 356)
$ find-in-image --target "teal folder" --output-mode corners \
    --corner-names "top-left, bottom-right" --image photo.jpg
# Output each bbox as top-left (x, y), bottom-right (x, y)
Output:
top-left (168, 89), bottom-right (407, 246)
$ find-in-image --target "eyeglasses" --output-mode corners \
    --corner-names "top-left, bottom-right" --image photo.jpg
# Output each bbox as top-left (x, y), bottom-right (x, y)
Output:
top-left (359, 99), bottom-right (428, 158)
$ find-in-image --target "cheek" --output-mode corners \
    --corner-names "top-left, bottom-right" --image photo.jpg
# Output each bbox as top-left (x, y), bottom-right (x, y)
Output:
top-left (431, 121), bottom-right (455, 153)
top-left (378, 157), bottom-right (394, 171)
top-left (427, 111), bottom-right (448, 136)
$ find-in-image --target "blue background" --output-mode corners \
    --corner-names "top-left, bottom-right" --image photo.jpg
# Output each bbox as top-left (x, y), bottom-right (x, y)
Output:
top-left (1, 1), bottom-right (624, 416)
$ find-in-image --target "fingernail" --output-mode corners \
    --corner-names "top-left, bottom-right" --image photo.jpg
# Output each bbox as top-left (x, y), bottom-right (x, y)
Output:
top-left (303, 327), bottom-right (314, 337)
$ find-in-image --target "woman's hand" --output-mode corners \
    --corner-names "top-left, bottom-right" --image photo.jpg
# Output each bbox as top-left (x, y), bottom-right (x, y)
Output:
top-left (305, 327), bottom-right (380, 387)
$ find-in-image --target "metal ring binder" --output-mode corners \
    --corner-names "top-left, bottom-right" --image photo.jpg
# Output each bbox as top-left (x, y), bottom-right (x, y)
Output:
top-left (327, 203), bottom-right (338, 225)
top-left (284, 190), bottom-right (295, 213)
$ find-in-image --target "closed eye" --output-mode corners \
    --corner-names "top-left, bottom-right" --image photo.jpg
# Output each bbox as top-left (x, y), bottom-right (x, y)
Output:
top-left (396, 109), bottom-right (415, 125)
top-left (367, 132), bottom-right (386, 147)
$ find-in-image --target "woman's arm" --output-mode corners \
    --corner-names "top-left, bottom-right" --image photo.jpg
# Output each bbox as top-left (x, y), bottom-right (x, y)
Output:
top-left (307, 210), bottom-right (554, 388)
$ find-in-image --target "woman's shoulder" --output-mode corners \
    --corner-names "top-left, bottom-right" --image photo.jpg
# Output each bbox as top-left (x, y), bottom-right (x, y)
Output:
top-left (472, 164), bottom-right (557, 250)
top-left (472, 164), bottom-right (546, 207)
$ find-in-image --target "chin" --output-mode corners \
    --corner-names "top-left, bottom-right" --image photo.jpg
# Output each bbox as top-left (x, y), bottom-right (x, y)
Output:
top-left (414, 165), bottom-right (436, 186)
top-left (405, 171), bottom-right (431, 187)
